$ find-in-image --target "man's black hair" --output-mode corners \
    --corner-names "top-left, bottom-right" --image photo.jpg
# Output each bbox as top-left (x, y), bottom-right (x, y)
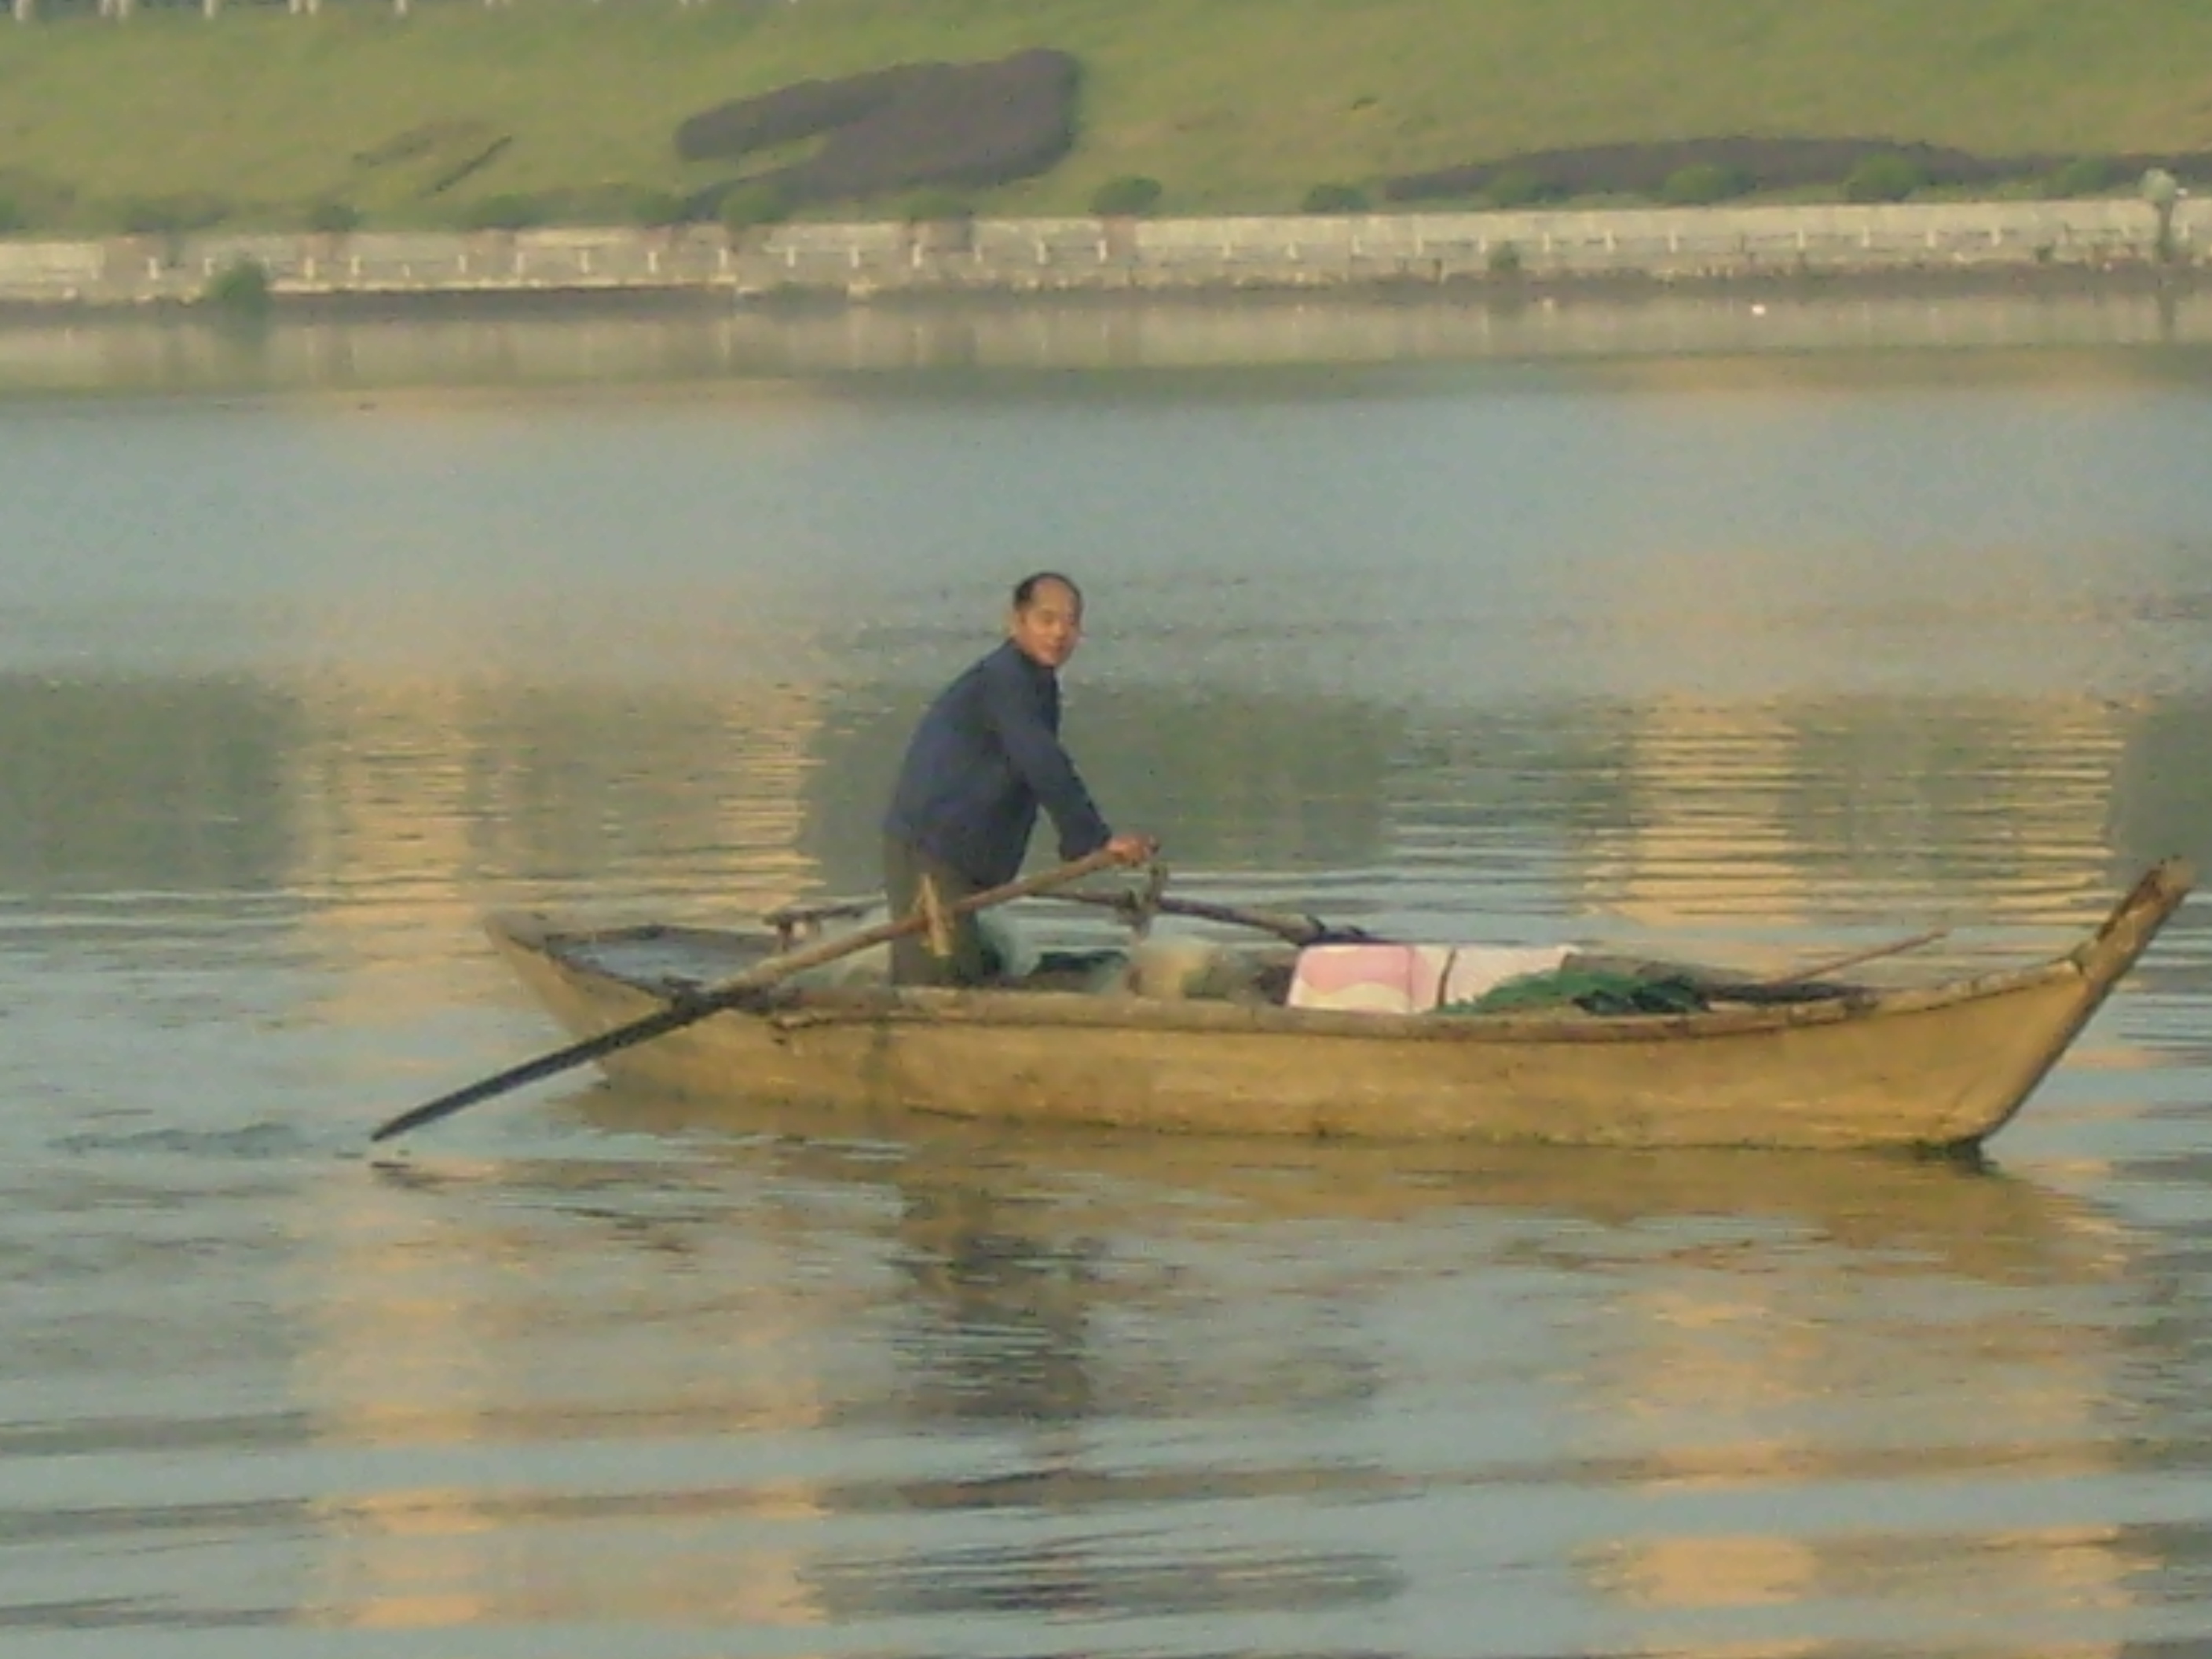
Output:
top-left (1012, 571), bottom-right (1083, 610)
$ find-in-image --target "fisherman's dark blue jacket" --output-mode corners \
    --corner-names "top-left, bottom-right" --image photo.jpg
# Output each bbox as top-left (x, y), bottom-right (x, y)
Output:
top-left (883, 640), bottom-right (1112, 887)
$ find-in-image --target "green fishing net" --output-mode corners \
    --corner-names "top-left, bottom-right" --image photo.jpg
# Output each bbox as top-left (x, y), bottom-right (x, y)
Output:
top-left (1440, 968), bottom-right (1710, 1016)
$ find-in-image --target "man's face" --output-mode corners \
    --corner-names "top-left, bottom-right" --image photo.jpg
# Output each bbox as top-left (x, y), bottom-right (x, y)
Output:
top-left (1008, 580), bottom-right (1083, 669)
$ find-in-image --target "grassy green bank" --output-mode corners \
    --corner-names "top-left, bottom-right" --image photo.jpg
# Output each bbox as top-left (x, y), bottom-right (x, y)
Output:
top-left (2, 0), bottom-right (2210, 233)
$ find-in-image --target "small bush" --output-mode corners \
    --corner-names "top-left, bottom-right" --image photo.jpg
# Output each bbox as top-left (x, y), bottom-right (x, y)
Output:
top-left (203, 257), bottom-right (272, 317)
top-left (1090, 174), bottom-right (1163, 217)
top-left (306, 199), bottom-right (362, 235)
top-left (0, 197), bottom-right (24, 236)
top-left (1483, 167), bottom-right (1552, 209)
top-left (1841, 152), bottom-right (1928, 203)
top-left (718, 181), bottom-right (790, 234)
top-left (0, 169), bottom-right (71, 230)
top-left (1301, 181), bottom-right (1370, 214)
top-left (114, 193), bottom-right (231, 236)
top-left (1660, 162), bottom-right (1753, 206)
top-left (899, 186), bottom-right (972, 224)
top-left (461, 193), bottom-right (545, 233)
top-left (630, 188), bottom-right (687, 229)
top-left (1486, 240), bottom-right (1522, 276)
top-left (2046, 156), bottom-right (2115, 198)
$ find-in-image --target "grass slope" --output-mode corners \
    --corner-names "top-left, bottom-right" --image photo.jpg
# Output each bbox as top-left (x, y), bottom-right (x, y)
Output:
top-left (2, 0), bottom-right (2209, 229)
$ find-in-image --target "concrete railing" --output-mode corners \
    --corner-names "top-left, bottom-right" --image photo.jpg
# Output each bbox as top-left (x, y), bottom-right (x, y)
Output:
top-left (0, 199), bottom-right (2200, 307)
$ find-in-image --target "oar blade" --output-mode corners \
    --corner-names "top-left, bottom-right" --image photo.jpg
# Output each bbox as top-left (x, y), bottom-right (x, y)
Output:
top-left (368, 1000), bottom-right (700, 1144)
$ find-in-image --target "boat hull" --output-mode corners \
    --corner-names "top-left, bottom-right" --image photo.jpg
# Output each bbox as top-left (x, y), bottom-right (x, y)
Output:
top-left (485, 859), bottom-right (2191, 1152)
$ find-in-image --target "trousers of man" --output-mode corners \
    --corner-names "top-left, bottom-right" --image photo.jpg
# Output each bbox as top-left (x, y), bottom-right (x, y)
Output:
top-left (882, 837), bottom-right (991, 987)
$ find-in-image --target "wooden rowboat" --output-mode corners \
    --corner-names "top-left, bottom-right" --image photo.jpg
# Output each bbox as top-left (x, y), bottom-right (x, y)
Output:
top-left (483, 858), bottom-right (2192, 1154)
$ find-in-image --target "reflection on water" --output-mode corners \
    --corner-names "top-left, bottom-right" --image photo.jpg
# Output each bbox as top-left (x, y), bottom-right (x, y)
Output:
top-left (2, 288), bottom-right (2210, 396)
top-left (282, 1101), bottom-right (2148, 1652)
top-left (7, 665), bottom-right (2206, 963)
top-left (6, 308), bottom-right (2212, 1655)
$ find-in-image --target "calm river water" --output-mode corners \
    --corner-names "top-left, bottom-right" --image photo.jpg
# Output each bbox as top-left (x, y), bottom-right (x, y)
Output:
top-left (7, 289), bottom-right (2212, 1658)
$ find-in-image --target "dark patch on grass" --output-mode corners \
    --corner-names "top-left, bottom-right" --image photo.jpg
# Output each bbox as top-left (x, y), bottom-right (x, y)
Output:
top-left (677, 63), bottom-right (938, 161)
top-left (353, 120), bottom-right (495, 169)
top-left (1383, 136), bottom-right (2212, 203)
top-left (676, 48), bottom-right (1079, 211)
top-left (422, 135), bottom-right (514, 199)
top-left (349, 121), bottom-right (517, 202)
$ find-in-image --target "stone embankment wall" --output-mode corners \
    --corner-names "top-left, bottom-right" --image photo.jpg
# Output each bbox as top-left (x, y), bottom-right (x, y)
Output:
top-left (0, 199), bottom-right (2200, 306)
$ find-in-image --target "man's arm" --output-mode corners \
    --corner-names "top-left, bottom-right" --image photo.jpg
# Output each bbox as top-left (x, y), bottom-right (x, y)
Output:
top-left (980, 652), bottom-right (1113, 858)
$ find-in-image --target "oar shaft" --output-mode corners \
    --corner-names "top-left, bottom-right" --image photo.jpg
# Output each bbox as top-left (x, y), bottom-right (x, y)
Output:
top-left (1052, 887), bottom-right (1365, 946)
top-left (370, 847), bottom-right (1131, 1144)
top-left (1756, 927), bottom-right (1950, 987)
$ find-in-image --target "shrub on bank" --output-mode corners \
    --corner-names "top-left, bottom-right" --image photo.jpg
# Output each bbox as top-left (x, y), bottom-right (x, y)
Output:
top-left (1090, 175), bottom-right (1163, 216)
top-left (306, 200), bottom-right (362, 235)
top-left (113, 194), bottom-right (231, 235)
top-left (0, 168), bottom-right (70, 235)
top-left (1840, 152), bottom-right (1930, 203)
top-left (1484, 168), bottom-right (1553, 209)
top-left (461, 193), bottom-right (546, 232)
top-left (629, 188), bottom-right (687, 228)
top-left (717, 181), bottom-right (790, 234)
top-left (899, 187), bottom-right (972, 223)
top-left (1660, 162), bottom-right (1753, 206)
top-left (203, 257), bottom-right (271, 317)
top-left (2045, 156), bottom-right (2115, 198)
top-left (1301, 181), bottom-right (1369, 214)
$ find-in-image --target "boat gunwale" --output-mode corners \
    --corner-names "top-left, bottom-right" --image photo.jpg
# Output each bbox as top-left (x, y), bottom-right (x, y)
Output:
top-left (487, 921), bottom-right (2090, 1050)
top-left (486, 855), bottom-right (2188, 1050)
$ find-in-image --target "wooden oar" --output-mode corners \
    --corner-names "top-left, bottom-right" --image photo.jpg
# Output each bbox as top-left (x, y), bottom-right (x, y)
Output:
top-left (1755, 927), bottom-right (1950, 987)
top-left (1049, 886), bottom-right (1379, 947)
top-left (368, 848), bottom-right (1132, 1145)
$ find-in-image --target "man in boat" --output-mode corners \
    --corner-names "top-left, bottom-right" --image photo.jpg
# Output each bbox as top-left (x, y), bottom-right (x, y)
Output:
top-left (883, 571), bottom-right (1157, 986)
